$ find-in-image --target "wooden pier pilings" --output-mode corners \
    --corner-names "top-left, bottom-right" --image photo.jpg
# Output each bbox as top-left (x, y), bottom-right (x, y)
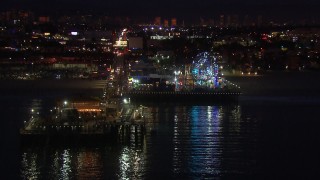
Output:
top-left (20, 122), bottom-right (146, 146)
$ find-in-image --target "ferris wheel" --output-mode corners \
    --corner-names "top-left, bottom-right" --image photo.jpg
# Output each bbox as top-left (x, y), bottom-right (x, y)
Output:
top-left (191, 52), bottom-right (220, 88)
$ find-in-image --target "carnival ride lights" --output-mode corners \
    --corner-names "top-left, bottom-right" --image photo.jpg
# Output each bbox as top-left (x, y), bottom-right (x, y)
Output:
top-left (191, 52), bottom-right (220, 88)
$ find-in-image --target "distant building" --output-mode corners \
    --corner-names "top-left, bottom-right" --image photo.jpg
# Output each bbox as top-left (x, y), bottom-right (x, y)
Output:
top-left (243, 15), bottom-right (250, 27)
top-left (231, 15), bottom-right (239, 27)
top-left (150, 34), bottom-right (173, 40)
top-left (171, 18), bottom-right (177, 27)
top-left (257, 15), bottom-right (263, 27)
top-left (58, 97), bottom-right (102, 117)
top-left (164, 19), bottom-right (169, 27)
top-left (83, 30), bottom-right (113, 42)
top-left (243, 15), bottom-right (261, 27)
top-left (219, 15), bottom-right (225, 27)
top-left (227, 15), bottom-right (231, 27)
top-left (128, 37), bottom-right (143, 50)
top-left (39, 16), bottom-right (50, 23)
top-left (52, 63), bottom-right (98, 72)
top-left (154, 17), bottom-right (161, 26)
top-left (0, 10), bottom-right (34, 24)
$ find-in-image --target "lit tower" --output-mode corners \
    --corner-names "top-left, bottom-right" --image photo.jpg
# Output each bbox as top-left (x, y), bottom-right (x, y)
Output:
top-left (154, 17), bottom-right (161, 26)
top-left (219, 15), bottom-right (225, 27)
top-left (164, 19), bottom-right (169, 27)
top-left (171, 18), bottom-right (177, 27)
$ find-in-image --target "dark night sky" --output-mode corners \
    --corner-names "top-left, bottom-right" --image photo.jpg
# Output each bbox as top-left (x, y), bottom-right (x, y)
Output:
top-left (2, 0), bottom-right (320, 20)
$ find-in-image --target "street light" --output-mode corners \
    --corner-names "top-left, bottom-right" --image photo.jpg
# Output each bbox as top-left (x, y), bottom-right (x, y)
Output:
top-left (132, 78), bottom-right (139, 89)
top-left (31, 62), bottom-right (34, 75)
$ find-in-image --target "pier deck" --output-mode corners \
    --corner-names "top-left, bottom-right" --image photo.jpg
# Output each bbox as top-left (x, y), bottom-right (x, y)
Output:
top-left (124, 90), bottom-right (241, 102)
top-left (20, 105), bottom-right (151, 145)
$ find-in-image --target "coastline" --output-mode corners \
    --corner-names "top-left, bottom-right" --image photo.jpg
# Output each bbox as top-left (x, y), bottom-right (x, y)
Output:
top-left (0, 79), bottom-right (106, 90)
top-left (0, 79), bottom-right (106, 97)
top-left (1, 71), bottom-right (320, 103)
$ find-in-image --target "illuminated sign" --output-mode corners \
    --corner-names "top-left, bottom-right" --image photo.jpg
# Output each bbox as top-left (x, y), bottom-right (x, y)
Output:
top-left (114, 40), bottom-right (127, 47)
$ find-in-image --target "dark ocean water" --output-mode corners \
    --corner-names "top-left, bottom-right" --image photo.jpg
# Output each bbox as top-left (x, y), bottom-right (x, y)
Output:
top-left (1, 72), bottom-right (320, 179)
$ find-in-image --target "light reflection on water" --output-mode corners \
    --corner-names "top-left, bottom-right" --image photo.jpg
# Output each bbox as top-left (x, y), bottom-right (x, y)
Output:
top-left (21, 151), bottom-right (40, 179)
top-left (170, 105), bottom-right (245, 179)
top-left (21, 148), bottom-right (105, 179)
top-left (119, 147), bottom-right (146, 180)
top-left (20, 102), bottom-right (259, 179)
top-left (75, 149), bottom-right (103, 179)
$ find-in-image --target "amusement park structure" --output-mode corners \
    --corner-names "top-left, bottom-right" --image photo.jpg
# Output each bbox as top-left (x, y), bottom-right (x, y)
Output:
top-left (123, 51), bottom-right (241, 102)
top-left (126, 51), bottom-right (238, 92)
top-left (191, 52), bottom-right (221, 89)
